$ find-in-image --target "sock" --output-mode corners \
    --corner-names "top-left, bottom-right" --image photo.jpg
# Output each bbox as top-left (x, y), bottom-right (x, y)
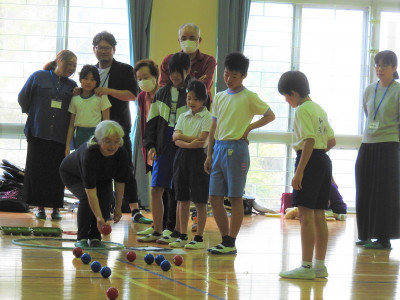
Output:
top-left (131, 209), bottom-right (140, 216)
top-left (152, 231), bottom-right (162, 236)
top-left (194, 235), bottom-right (203, 242)
top-left (179, 233), bottom-right (188, 240)
top-left (302, 261), bottom-right (312, 268)
top-left (314, 259), bottom-right (325, 269)
top-left (222, 236), bottom-right (236, 247)
top-left (171, 230), bottom-right (180, 238)
top-left (131, 209), bottom-right (143, 222)
top-left (222, 235), bottom-right (229, 244)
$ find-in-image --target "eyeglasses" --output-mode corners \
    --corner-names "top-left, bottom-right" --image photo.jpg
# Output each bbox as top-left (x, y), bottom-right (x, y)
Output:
top-left (374, 64), bottom-right (391, 70)
top-left (95, 46), bottom-right (113, 52)
top-left (101, 140), bottom-right (121, 146)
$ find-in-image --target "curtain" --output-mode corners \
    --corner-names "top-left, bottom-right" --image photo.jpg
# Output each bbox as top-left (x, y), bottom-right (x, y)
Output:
top-left (127, 0), bottom-right (153, 207)
top-left (216, 0), bottom-right (251, 92)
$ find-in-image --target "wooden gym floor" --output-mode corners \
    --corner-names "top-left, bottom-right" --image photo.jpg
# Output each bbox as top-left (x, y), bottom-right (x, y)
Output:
top-left (0, 210), bottom-right (399, 300)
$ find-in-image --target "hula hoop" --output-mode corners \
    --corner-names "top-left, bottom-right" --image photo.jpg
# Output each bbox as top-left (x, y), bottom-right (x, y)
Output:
top-left (12, 238), bottom-right (125, 250)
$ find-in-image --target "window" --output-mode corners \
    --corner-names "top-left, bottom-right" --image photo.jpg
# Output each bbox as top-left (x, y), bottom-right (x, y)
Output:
top-left (0, 0), bottom-right (129, 166)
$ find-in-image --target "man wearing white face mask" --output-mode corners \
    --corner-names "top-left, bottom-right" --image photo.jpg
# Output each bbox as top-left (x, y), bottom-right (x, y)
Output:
top-left (160, 23), bottom-right (217, 106)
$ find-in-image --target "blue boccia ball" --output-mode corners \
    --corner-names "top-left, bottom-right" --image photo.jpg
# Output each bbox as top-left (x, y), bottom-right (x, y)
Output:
top-left (100, 266), bottom-right (112, 278)
top-left (155, 254), bottom-right (165, 266)
top-left (160, 260), bottom-right (171, 271)
top-left (144, 253), bottom-right (154, 265)
top-left (81, 253), bottom-right (92, 264)
top-left (90, 261), bottom-right (101, 273)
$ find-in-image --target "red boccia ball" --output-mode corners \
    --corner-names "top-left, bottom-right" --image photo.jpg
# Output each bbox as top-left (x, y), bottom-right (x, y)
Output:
top-left (73, 247), bottom-right (83, 258)
top-left (101, 224), bottom-right (112, 235)
top-left (106, 287), bottom-right (119, 300)
top-left (126, 250), bottom-right (137, 262)
top-left (173, 255), bottom-right (184, 266)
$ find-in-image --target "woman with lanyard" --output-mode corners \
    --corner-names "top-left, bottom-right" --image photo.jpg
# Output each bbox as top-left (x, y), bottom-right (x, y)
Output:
top-left (18, 50), bottom-right (77, 220)
top-left (355, 50), bottom-right (400, 249)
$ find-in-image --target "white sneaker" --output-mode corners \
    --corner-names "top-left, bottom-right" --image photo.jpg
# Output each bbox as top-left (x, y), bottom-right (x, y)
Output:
top-left (279, 266), bottom-right (316, 279)
top-left (137, 227), bottom-right (154, 235)
top-left (315, 266), bottom-right (328, 278)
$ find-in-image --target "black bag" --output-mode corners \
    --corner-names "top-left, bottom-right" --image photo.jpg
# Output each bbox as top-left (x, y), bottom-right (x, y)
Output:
top-left (0, 188), bottom-right (29, 212)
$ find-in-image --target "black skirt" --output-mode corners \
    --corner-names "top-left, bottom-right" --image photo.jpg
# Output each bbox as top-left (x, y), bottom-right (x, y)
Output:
top-left (355, 142), bottom-right (400, 240)
top-left (23, 135), bottom-right (65, 208)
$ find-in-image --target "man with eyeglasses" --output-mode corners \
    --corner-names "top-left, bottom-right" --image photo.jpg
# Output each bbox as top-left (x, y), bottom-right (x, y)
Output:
top-left (91, 31), bottom-right (152, 224)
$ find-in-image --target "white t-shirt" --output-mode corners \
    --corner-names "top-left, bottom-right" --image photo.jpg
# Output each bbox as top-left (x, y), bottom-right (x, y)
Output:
top-left (98, 67), bottom-right (111, 88)
top-left (293, 100), bottom-right (334, 151)
top-left (175, 107), bottom-right (212, 148)
top-left (68, 94), bottom-right (112, 127)
top-left (212, 88), bottom-right (270, 140)
top-left (168, 87), bottom-right (179, 127)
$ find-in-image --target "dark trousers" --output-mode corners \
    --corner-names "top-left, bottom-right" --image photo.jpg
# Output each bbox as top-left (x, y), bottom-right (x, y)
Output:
top-left (162, 188), bottom-right (177, 232)
top-left (121, 134), bottom-right (139, 211)
top-left (64, 178), bottom-right (113, 241)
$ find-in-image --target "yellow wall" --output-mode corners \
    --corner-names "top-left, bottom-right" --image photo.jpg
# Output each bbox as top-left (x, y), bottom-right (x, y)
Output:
top-left (150, 0), bottom-right (218, 74)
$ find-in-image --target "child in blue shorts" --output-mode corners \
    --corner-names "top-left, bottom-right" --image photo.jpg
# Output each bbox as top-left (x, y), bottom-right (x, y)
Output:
top-left (139, 52), bottom-right (190, 242)
top-left (204, 52), bottom-right (275, 254)
top-left (278, 71), bottom-right (336, 280)
top-left (168, 80), bottom-right (211, 249)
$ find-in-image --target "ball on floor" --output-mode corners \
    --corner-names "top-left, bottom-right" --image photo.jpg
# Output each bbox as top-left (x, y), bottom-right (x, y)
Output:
top-left (100, 266), bottom-right (112, 278)
top-left (81, 253), bottom-right (92, 264)
top-left (73, 247), bottom-right (83, 258)
top-left (155, 254), bottom-right (165, 266)
top-left (160, 260), bottom-right (171, 271)
top-left (126, 251), bottom-right (136, 262)
top-left (90, 261), bottom-right (102, 273)
top-left (144, 253), bottom-right (154, 265)
top-left (173, 255), bottom-right (184, 266)
top-left (106, 287), bottom-right (119, 300)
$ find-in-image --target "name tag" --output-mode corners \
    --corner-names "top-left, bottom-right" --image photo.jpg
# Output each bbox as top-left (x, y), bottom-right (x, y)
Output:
top-left (368, 120), bottom-right (379, 132)
top-left (51, 99), bottom-right (62, 109)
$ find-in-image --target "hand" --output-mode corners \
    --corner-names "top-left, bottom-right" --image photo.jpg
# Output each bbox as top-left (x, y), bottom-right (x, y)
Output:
top-left (240, 130), bottom-right (250, 144)
top-left (73, 87), bottom-right (81, 96)
top-left (96, 216), bottom-right (106, 233)
top-left (113, 208), bottom-right (122, 223)
top-left (94, 87), bottom-right (108, 97)
top-left (291, 171), bottom-right (303, 190)
top-left (189, 139), bottom-right (203, 148)
top-left (148, 148), bottom-right (157, 160)
top-left (65, 146), bottom-right (70, 157)
top-left (204, 156), bottom-right (212, 174)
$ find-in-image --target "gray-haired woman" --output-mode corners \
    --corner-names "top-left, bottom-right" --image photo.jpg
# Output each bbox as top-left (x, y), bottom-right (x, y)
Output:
top-left (60, 120), bottom-right (129, 248)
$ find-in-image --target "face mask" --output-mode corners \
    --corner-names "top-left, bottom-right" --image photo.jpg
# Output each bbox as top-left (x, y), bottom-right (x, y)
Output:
top-left (180, 40), bottom-right (197, 54)
top-left (138, 78), bottom-right (156, 92)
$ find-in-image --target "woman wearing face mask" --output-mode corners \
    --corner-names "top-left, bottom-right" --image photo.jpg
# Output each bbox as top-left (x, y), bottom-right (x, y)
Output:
top-left (128, 59), bottom-right (160, 225)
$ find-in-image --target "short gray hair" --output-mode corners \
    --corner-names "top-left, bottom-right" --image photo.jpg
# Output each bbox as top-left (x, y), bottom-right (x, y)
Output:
top-left (88, 120), bottom-right (124, 147)
top-left (178, 23), bottom-right (200, 37)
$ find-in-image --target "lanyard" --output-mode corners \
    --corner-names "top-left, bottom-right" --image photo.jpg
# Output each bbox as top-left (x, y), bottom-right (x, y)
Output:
top-left (50, 70), bottom-right (65, 100)
top-left (373, 79), bottom-right (394, 120)
top-left (100, 71), bottom-right (110, 87)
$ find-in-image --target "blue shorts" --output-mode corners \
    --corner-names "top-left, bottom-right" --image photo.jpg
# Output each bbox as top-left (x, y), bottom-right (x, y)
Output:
top-left (209, 140), bottom-right (249, 197)
top-left (151, 127), bottom-right (176, 188)
top-left (292, 149), bottom-right (332, 210)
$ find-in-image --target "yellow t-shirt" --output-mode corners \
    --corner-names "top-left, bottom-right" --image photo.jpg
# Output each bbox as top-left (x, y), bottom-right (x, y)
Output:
top-left (212, 88), bottom-right (270, 140)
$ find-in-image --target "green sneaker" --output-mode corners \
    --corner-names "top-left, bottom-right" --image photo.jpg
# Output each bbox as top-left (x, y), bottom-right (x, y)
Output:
top-left (51, 209), bottom-right (62, 220)
top-left (35, 208), bottom-right (46, 219)
top-left (209, 244), bottom-right (237, 255)
top-left (75, 239), bottom-right (89, 248)
top-left (156, 235), bottom-right (177, 245)
top-left (131, 212), bottom-right (153, 224)
top-left (89, 239), bottom-right (106, 248)
top-left (184, 240), bottom-right (205, 250)
top-left (363, 241), bottom-right (392, 249)
top-left (137, 227), bottom-right (154, 235)
top-left (137, 233), bottom-right (161, 242)
top-left (355, 239), bottom-right (371, 246)
top-left (169, 238), bottom-right (188, 248)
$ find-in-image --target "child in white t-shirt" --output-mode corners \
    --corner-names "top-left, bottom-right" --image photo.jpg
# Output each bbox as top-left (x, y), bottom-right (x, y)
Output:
top-left (65, 65), bottom-right (111, 155)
